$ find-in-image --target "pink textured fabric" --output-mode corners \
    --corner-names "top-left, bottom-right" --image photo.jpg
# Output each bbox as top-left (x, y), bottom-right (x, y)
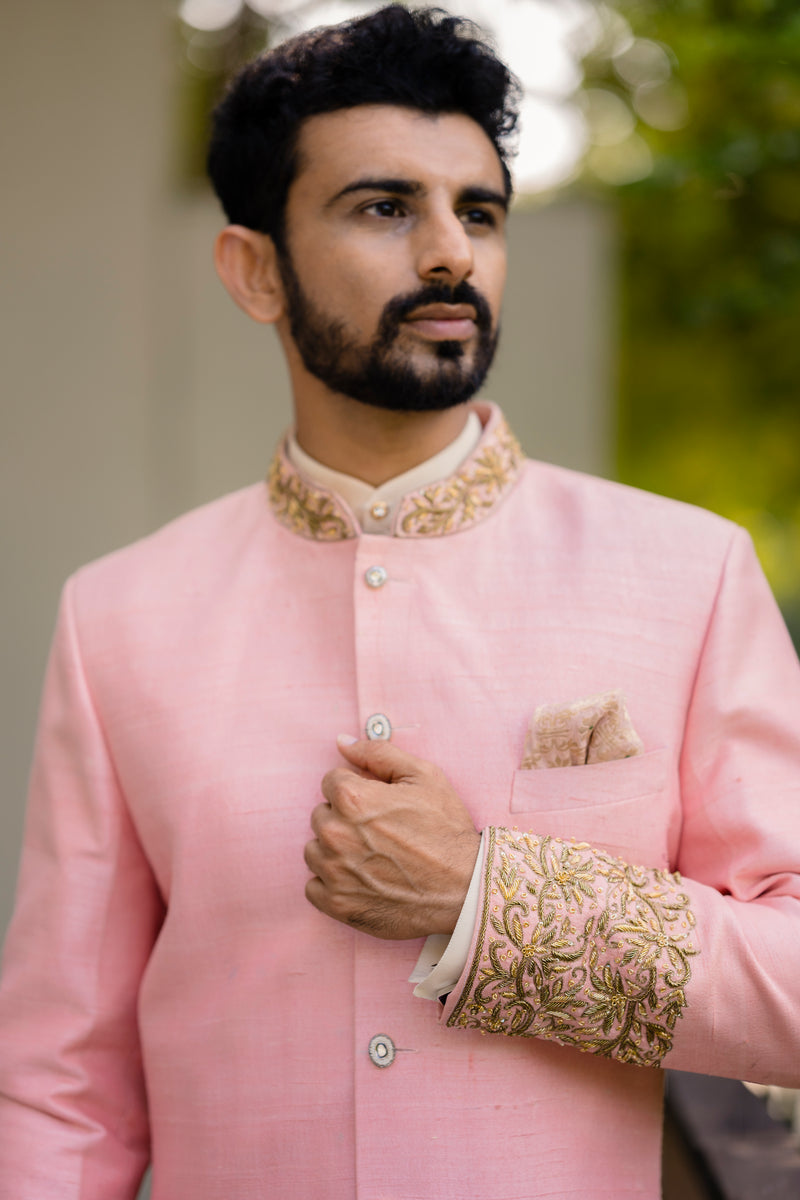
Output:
top-left (1, 405), bottom-right (799, 1198)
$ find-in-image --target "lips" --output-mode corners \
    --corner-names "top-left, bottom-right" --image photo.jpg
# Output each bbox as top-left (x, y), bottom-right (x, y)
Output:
top-left (404, 303), bottom-right (478, 340)
top-left (405, 303), bottom-right (476, 322)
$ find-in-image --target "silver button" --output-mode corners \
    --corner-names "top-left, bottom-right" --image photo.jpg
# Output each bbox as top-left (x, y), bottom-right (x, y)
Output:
top-left (364, 565), bottom-right (388, 589)
top-left (365, 713), bottom-right (392, 741)
top-left (368, 1034), bottom-right (396, 1068)
top-left (369, 501), bottom-right (389, 521)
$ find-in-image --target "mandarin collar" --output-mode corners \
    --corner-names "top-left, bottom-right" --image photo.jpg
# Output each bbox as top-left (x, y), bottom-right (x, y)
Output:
top-left (287, 410), bottom-right (482, 534)
top-left (267, 402), bottom-right (524, 541)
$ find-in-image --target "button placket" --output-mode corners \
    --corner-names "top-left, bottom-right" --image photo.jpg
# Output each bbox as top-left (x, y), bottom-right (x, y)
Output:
top-left (354, 539), bottom-right (411, 763)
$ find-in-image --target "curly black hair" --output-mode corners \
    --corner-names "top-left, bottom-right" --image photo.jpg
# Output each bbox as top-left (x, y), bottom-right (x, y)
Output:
top-left (207, 4), bottom-right (520, 245)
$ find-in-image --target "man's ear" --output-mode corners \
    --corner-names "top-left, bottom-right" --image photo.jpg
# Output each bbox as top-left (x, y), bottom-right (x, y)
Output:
top-left (213, 225), bottom-right (285, 325)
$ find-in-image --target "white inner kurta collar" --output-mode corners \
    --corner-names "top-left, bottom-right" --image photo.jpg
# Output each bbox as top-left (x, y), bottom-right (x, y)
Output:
top-left (287, 411), bottom-right (482, 535)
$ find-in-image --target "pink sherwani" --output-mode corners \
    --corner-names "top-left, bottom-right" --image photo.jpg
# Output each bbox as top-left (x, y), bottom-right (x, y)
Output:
top-left (1, 404), bottom-right (799, 1199)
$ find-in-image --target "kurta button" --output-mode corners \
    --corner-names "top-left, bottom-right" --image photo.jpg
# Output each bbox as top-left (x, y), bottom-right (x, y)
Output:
top-left (365, 713), bottom-right (392, 741)
top-left (368, 1034), bottom-right (396, 1068)
top-left (369, 501), bottom-right (389, 520)
top-left (364, 565), bottom-right (388, 589)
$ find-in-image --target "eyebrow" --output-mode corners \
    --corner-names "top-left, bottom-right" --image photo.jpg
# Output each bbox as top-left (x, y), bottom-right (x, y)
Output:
top-left (458, 186), bottom-right (509, 212)
top-left (326, 177), bottom-right (509, 211)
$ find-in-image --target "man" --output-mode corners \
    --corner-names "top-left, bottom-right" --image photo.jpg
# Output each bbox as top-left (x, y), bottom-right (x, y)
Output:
top-left (1, 6), bottom-right (799, 1198)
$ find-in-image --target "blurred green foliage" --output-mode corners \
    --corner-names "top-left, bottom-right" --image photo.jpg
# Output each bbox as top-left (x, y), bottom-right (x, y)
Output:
top-left (581, 0), bottom-right (800, 642)
top-left (174, 4), bottom-right (269, 185)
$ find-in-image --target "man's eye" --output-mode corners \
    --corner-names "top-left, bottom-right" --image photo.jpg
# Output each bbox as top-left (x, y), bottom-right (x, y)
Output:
top-left (364, 199), bottom-right (404, 218)
top-left (461, 208), bottom-right (495, 227)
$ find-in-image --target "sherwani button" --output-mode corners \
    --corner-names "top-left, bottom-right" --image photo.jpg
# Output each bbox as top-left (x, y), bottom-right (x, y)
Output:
top-left (368, 1034), bottom-right (396, 1067)
top-left (364, 566), bottom-right (388, 589)
top-left (369, 501), bottom-right (389, 520)
top-left (365, 713), bottom-right (392, 741)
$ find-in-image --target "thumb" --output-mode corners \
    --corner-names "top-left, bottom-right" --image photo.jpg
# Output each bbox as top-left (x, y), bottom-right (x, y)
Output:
top-left (336, 734), bottom-right (424, 783)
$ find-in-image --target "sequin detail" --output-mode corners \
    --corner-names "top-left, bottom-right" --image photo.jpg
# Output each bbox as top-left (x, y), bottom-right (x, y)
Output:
top-left (447, 829), bottom-right (697, 1067)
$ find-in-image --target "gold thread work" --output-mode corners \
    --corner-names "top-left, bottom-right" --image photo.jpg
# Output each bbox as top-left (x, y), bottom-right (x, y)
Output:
top-left (398, 419), bottom-right (523, 537)
top-left (447, 831), bottom-right (698, 1067)
top-left (266, 414), bottom-right (523, 541)
top-left (267, 455), bottom-right (357, 542)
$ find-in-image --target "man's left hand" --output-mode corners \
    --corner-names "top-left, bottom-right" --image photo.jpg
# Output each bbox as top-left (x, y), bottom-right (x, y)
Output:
top-left (304, 737), bottom-right (481, 939)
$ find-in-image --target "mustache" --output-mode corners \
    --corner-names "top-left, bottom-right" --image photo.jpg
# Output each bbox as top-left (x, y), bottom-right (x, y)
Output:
top-left (377, 281), bottom-right (493, 345)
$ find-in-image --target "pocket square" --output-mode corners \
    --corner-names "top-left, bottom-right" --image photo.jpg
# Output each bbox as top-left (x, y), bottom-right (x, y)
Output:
top-left (521, 690), bottom-right (644, 770)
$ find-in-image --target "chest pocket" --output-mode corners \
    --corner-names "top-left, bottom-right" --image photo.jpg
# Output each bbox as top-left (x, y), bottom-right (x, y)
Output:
top-left (508, 747), bottom-right (674, 868)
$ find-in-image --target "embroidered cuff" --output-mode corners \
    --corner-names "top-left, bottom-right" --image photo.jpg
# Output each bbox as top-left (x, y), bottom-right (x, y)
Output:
top-left (444, 828), bottom-right (698, 1067)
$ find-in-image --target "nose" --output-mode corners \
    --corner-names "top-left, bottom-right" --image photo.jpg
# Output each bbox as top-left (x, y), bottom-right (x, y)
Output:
top-left (415, 209), bottom-right (474, 285)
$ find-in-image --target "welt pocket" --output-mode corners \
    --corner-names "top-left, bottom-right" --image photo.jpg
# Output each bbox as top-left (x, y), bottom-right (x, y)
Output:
top-left (509, 747), bottom-right (670, 814)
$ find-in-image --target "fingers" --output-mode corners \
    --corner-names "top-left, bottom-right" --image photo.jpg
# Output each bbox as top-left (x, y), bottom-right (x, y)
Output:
top-left (320, 766), bottom-right (373, 814)
top-left (306, 740), bottom-right (479, 939)
top-left (307, 799), bottom-right (330, 839)
top-left (307, 800), bottom-right (356, 863)
top-left (321, 753), bottom-right (414, 815)
top-left (320, 768), bottom-right (348, 807)
top-left (305, 874), bottom-right (330, 917)
top-left (305, 873), bottom-right (345, 922)
top-left (335, 734), bottom-right (429, 783)
top-left (304, 872), bottom-right (401, 936)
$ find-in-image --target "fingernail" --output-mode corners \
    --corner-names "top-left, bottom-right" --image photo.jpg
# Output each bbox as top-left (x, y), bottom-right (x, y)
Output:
top-left (337, 733), bottom-right (358, 746)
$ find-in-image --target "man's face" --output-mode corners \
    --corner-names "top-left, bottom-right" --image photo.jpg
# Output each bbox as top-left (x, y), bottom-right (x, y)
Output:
top-left (276, 106), bottom-right (509, 412)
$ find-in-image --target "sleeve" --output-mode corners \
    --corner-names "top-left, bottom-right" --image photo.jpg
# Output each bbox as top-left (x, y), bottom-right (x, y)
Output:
top-left (442, 527), bottom-right (800, 1087)
top-left (0, 577), bottom-right (164, 1199)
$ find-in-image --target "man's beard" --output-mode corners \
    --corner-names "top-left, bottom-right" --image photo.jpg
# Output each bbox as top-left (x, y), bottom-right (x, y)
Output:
top-left (277, 250), bottom-right (499, 413)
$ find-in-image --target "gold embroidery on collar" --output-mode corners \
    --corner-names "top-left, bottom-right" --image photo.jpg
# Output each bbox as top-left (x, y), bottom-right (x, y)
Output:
top-left (268, 455), bottom-right (357, 541)
top-left (397, 418), bottom-right (523, 537)
top-left (448, 829), bottom-right (697, 1067)
top-left (266, 412), bottom-right (524, 541)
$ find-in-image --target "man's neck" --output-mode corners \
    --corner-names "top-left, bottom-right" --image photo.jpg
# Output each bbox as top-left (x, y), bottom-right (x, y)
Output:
top-left (292, 389), bottom-right (472, 488)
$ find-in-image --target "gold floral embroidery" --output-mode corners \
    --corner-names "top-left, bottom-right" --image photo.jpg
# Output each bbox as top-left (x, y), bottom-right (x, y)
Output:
top-left (447, 829), bottom-right (698, 1067)
top-left (521, 690), bottom-right (644, 769)
top-left (397, 418), bottom-right (523, 537)
top-left (266, 409), bottom-right (524, 541)
top-left (267, 454), bottom-right (357, 541)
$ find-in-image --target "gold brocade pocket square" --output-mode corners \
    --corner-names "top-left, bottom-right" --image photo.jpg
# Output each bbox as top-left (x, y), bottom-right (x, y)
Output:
top-left (521, 690), bottom-right (644, 770)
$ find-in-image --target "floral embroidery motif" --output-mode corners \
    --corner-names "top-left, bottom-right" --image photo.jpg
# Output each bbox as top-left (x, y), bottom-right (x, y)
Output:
top-left (447, 829), bottom-right (698, 1067)
top-left (521, 690), bottom-right (645, 769)
top-left (397, 418), bottom-right (523, 537)
top-left (265, 408), bottom-right (524, 541)
top-left (267, 454), bottom-right (357, 541)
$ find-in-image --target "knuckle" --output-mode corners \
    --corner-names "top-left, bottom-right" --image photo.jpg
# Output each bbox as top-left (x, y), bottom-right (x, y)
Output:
top-left (334, 780), bottom-right (365, 817)
top-left (319, 770), bottom-right (336, 803)
top-left (316, 817), bottom-right (345, 853)
top-left (321, 766), bottom-right (343, 791)
top-left (309, 802), bottom-right (329, 834)
top-left (323, 768), bottom-right (360, 808)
